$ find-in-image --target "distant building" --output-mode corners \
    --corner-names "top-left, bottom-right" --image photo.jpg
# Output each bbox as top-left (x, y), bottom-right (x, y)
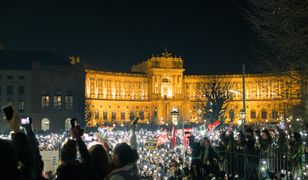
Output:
top-left (0, 51), bottom-right (85, 132)
top-left (85, 50), bottom-right (307, 126)
top-left (0, 49), bottom-right (306, 131)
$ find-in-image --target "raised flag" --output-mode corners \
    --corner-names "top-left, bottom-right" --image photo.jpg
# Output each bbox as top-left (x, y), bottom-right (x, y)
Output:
top-left (156, 129), bottom-right (168, 147)
top-left (171, 126), bottom-right (176, 148)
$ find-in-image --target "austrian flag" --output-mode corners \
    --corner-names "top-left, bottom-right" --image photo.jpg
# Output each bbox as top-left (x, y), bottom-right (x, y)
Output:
top-left (156, 129), bottom-right (169, 147)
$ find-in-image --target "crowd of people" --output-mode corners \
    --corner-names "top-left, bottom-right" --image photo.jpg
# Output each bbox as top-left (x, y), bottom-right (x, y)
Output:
top-left (0, 110), bottom-right (307, 180)
top-left (188, 125), bottom-right (307, 180)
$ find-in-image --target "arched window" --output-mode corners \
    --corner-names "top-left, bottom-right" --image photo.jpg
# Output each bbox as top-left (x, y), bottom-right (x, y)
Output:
top-left (229, 109), bottom-right (235, 121)
top-left (139, 110), bottom-right (144, 120)
top-left (112, 111), bottom-right (116, 121)
top-left (197, 109), bottom-right (203, 120)
top-left (41, 118), bottom-right (50, 131)
top-left (103, 111), bottom-right (107, 120)
top-left (64, 118), bottom-right (71, 131)
top-left (153, 107), bottom-right (157, 123)
top-left (53, 91), bottom-right (62, 110)
top-left (272, 110), bottom-right (278, 119)
top-left (41, 91), bottom-right (49, 109)
top-left (250, 110), bottom-right (256, 119)
top-left (162, 78), bottom-right (170, 83)
top-left (121, 111), bottom-right (125, 120)
top-left (95, 110), bottom-right (99, 120)
top-left (130, 111), bottom-right (135, 121)
top-left (261, 109), bottom-right (267, 119)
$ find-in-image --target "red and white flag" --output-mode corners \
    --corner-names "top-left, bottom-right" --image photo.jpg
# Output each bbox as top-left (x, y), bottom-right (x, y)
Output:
top-left (208, 120), bottom-right (220, 132)
top-left (156, 129), bottom-right (168, 147)
top-left (171, 126), bottom-right (176, 148)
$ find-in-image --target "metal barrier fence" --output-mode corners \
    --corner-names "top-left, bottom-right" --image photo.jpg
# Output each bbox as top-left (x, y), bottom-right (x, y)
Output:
top-left (215, 148), bottom-right (306, 179)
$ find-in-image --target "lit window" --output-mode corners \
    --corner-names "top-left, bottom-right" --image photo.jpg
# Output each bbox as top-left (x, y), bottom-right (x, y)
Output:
top-left (130, 111), bottom-right (135, 121)
top-left (42, 94), bottom-right (49, 109)
top-left (250, 110), bottom-right (256, 119)
top-left (139, 110), bottom-right (144, 120)
top-left (95, 110), bottom-right (99, 120)
top-left (53, 92), bottom-right (62, 110)
top-left (103, 111), bottom-right (107, 120)
top-left (272, 110), bottom-right (278, 119)
top-left (121, 111), bottom-right (125, 120)
top-left (112, 111), bottom-right (116, 121)
top-left (261, 110), bottom-right (267, 119)
top-left (155, 85), bottom-right (158, 94)
top-left (162, 78), bottom-right (170, 83)
top-left (229, 110), bottom-right (235, 121)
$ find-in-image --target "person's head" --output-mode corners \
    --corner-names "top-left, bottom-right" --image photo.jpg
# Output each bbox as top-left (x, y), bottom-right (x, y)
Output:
top-left (60, 139), bottom-right (77, 162)
top-left (293, 132), bottom-right (301, 143)
top-left (245, 128), bottom-right (254, 137)
top-left (88, 144), bottom-right (110, 179)
top-left (188, 135), bottom-right (195, 143)
top-left (112, 142), bottom-right (139, 167)
top-left (261, 129), bottom-right (272, 142)
top-left (237, 131), bottom-right (245, 141)
top-left (200, 137), bottom-right (210, 147)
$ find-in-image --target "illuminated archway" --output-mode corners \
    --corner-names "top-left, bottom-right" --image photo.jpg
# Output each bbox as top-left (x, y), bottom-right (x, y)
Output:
top-left (41, 118), bottom-right (50, 131)
top-left (65, 118), bottom-right (71, 131)
top-left (161, 77), bottom-right (172, 98)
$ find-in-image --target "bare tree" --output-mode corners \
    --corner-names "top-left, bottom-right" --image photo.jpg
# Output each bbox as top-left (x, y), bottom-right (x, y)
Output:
top-left (241, 0), bottom-right (308, 72)
top-left (196, 78), bottom-right (233, 124)
top-left (85, 99), bottom-right (92, 126)
top-left (239, 0), bottom-right (308, 123)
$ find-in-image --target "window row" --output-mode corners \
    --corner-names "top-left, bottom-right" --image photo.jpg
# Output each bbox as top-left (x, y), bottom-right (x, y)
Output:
top-left (0, 85), bottom-right (25, 96)
top-left (1, 99), bottom-right (25, 112)
top-left (93, 110), bottom-right (147, 121)
top-left (41, 94), bottom-right (73, 110)
top-left (228, 109), bottom-right (279, 120)
top-left (0, 75), bottom-right (25, 80)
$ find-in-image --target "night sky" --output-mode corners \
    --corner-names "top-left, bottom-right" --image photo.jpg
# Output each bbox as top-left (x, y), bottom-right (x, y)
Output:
top-left (0, 0), bottom-right (252, 74)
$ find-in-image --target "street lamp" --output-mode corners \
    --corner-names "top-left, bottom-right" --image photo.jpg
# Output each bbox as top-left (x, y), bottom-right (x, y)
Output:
top-left (171, 109), bottom-right (179, 126)
top-left (229, 89), bottom-right (246, 127)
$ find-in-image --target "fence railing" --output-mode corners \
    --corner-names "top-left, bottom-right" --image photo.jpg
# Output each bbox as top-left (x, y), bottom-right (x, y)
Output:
top-left (215, 148), bottom-right (306, 179)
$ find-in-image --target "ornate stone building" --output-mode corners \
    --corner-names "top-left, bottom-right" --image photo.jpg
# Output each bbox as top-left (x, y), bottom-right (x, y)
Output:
top-left (86, 51), bottom-right (303, 126)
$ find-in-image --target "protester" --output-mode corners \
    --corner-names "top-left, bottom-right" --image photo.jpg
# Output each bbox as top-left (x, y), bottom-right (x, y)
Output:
top-left (0, 108), bottom-right (45, 180)
top-left (290, 132), bottom-right (305, 179)
top-left (55, 122), bottom-right (95, 180)
top-left (88, 144), bottom-right (110, 180)
top-left (1, 116), bottom-right (307, 179)
top-left (107, 142), bottom-right (141, 180)
top-left (200, 137), bottom-right (219, 178)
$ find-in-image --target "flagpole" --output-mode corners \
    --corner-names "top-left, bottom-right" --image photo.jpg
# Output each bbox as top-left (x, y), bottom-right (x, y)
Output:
top-left (182, 112), bottom-right (185, 167)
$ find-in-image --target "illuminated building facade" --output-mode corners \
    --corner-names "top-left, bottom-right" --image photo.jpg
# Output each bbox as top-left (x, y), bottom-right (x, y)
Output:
top-left (86, 51), bottom-right (305, 126)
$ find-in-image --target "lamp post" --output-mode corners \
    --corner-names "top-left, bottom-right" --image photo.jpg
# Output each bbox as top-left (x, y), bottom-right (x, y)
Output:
top-left (228, 89), bottom-right (246, 127)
